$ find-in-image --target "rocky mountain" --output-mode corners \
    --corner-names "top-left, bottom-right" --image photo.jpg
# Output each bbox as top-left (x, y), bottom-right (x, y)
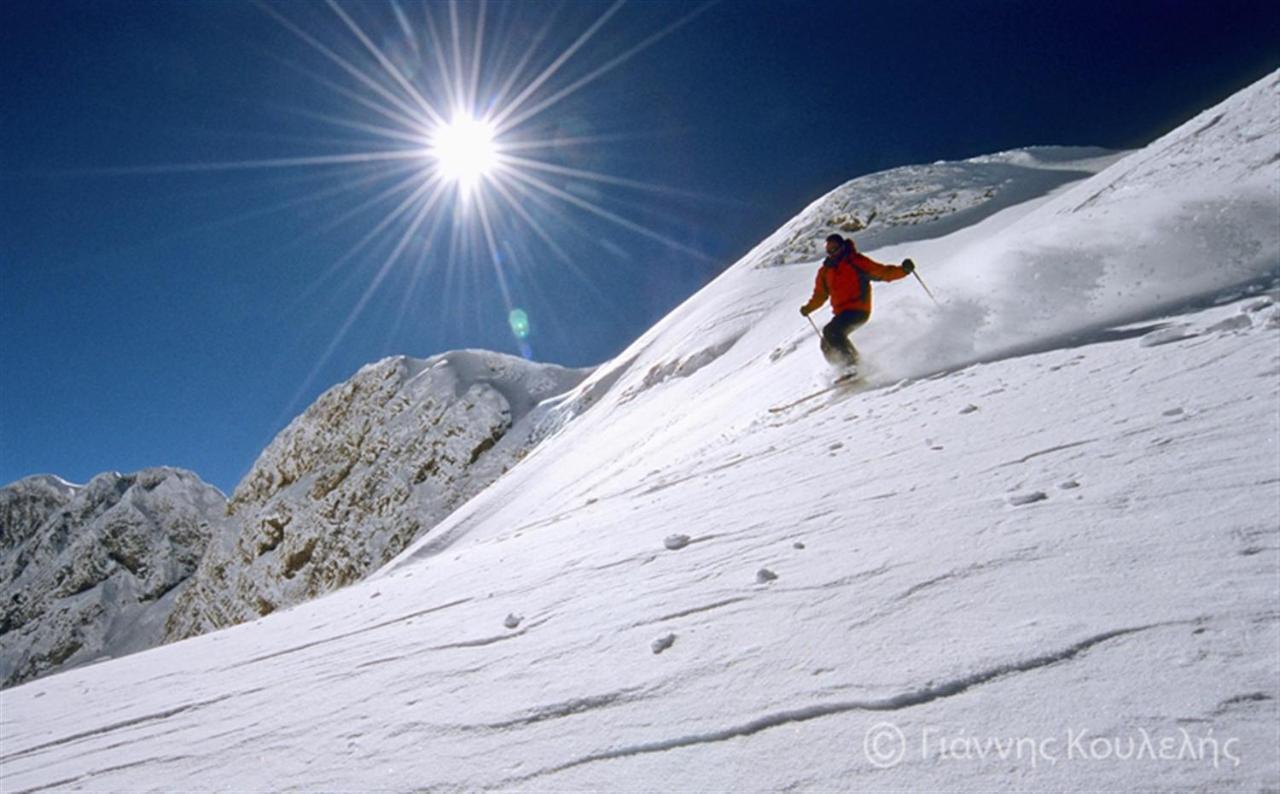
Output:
top-left (1, 351), bottom-right (588, 686)
top-left (163, 350), bottom-right (589, 641)
top-left (0, 468), bottom-right (227, 687)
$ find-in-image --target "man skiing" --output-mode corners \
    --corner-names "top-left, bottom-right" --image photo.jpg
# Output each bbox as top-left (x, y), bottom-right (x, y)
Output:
top-left (800, 233), bottom-right (915, 368)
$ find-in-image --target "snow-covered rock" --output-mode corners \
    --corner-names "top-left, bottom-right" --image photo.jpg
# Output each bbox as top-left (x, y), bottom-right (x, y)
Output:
top-left (0, 468), bottom-right (226, 687)
top-left (744, 146), bottom-right (1128, 268)
top-left (0, 475), bottom-right (78, 550)
top-left (164, 351), bottom-right (589, 641)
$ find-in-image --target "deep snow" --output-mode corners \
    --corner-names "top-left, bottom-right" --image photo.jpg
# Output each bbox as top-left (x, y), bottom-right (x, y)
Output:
top-left (0, 71), bottom-right (1276, 792)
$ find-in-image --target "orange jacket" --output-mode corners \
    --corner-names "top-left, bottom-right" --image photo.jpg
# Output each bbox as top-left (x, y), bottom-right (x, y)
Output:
top-left (802, 240), bottom-right (908, 316)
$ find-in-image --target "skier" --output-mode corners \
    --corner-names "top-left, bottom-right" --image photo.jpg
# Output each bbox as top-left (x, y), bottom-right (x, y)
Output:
top-left (799, 233), bottom-right (915, 367)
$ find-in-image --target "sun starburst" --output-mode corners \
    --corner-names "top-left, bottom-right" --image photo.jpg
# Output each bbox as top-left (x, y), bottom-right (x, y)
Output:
top-left (85, 0), bottom-right (721, 415)
top-left (428, 113), bottom-right (498, 195)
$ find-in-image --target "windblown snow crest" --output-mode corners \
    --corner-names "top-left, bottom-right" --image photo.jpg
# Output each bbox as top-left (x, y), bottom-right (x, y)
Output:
top-left (741, 146), bottom-right (1125, 269)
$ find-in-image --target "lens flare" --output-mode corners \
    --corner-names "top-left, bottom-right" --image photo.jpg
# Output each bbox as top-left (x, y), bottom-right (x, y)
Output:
top-left (508, 308), bottom-right (531, 339)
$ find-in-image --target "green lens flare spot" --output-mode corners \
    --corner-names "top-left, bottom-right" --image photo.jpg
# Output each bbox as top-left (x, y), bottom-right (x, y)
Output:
top-left (509, 308), bottom-right (530, 339)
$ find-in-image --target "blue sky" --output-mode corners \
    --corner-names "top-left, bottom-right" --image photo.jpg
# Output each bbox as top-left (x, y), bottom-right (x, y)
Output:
top-left (2, 0), bottom-right (1277, 494)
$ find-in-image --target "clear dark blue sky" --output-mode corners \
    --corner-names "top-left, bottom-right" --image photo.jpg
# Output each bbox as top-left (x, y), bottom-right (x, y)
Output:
top-left (2, 0), bottom-right (1277, 493)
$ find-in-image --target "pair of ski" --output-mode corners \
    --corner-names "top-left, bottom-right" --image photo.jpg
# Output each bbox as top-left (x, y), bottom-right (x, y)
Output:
top-left (768, 371), bottom-right (862, 413)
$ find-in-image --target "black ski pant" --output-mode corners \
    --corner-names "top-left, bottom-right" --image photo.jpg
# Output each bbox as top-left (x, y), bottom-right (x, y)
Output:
top-left (822, 310), bottom-right (869, 360)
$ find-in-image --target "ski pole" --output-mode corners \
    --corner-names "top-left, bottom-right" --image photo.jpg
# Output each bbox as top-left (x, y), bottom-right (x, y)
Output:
top-left (912, 269), bottom-right (940, 306)
top-left (806, 315), bottom-right (824, 340)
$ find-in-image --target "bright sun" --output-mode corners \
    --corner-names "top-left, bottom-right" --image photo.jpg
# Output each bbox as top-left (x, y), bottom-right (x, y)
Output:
top-left (429, 114), bottom-right (498, 190)
top-left (213, 0), bottom-right (716, 386)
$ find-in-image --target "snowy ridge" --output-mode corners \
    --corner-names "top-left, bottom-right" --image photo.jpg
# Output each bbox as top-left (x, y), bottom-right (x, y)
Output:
top-left (1, 72), bottom-right (1277, 791)
top-left (0, 469), bottom-right (226, 687)
top-left (740, 146), bottom-right (1127, 269)
top-left (165, 350), bottom-right (589, 642)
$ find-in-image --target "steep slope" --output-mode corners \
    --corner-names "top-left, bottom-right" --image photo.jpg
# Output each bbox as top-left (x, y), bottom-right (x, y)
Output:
top-left (505, 144), bottom-right (1133, 459)
top-left (0, 469), bottom-right (226, 687)
top-left (1, 294), bottom-right (1274, 791)
top-left (165, 351), bottom-right (589, 641)
top-left (514, 70), bottom-right (1274, 454)
top-left (1, 72), bottom-right (1275, 791)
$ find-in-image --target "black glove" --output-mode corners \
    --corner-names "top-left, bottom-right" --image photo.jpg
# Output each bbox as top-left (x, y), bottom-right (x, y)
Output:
top-left (901, 258), bottom-right (916, 274)
top-left (800, 305), bottom-right (811, 317)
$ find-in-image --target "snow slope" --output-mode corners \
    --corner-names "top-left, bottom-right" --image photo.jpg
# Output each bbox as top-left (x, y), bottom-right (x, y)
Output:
top-left (1, 72), bottom-right (1276, 792)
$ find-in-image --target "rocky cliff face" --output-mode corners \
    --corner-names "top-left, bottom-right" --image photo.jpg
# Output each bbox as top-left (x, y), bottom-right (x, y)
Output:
top-left (164, 350), bottom-right (589, 641)
top-left (0, 469), bottom-right (227, 687)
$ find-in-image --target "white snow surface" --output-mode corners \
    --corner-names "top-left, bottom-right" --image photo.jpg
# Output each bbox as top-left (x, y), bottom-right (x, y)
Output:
top-left (1, 72), bottom-right (1277, 791)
